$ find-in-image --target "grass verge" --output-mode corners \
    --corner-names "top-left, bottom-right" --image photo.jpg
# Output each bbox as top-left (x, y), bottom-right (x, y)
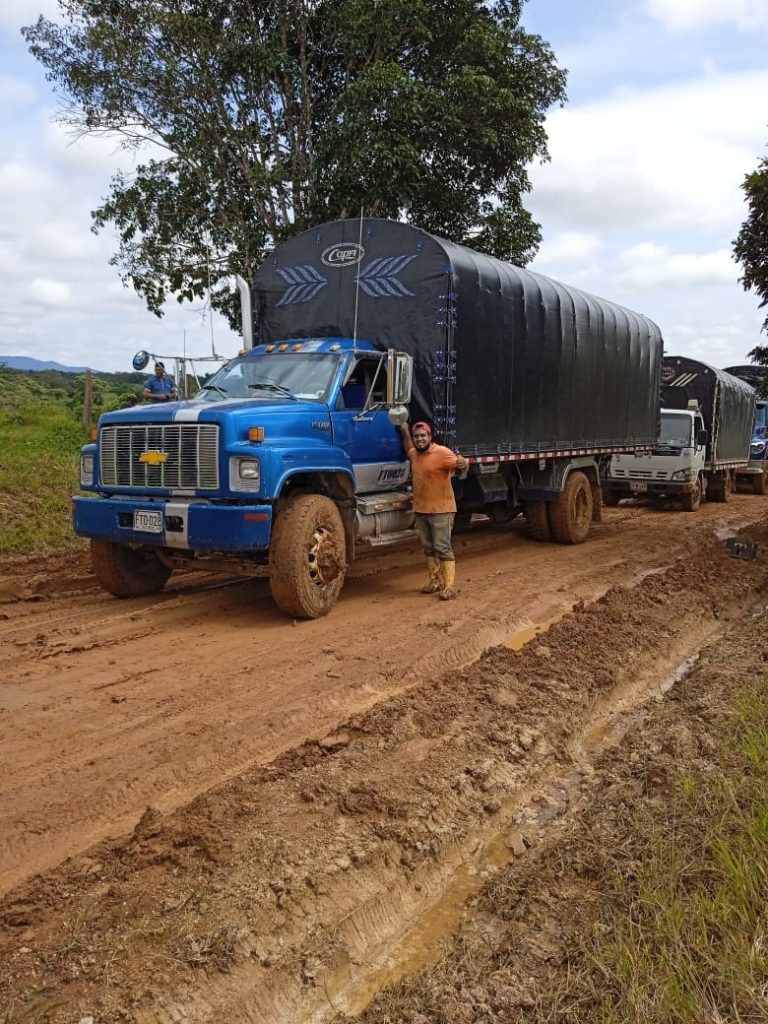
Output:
top-left (577, 686), bottom-right (768, 1023)
top-left (0, 402), bottom-right (86, 555)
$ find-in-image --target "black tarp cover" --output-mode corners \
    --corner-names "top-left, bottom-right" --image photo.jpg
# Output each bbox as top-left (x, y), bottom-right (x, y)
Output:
top-left (253, 218), bottom-right (662, 455)
top-left (661, 356), bottom-right (754, 465)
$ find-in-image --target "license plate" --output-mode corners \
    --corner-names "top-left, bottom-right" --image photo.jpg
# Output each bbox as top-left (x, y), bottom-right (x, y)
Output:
top-left (133, 509), bottom-right (163, 533)
top-left (630, 482), bottom-right (648, 492)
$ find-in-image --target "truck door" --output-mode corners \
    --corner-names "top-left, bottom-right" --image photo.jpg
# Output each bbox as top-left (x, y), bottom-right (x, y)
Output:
top-left (331, 354), bottom-right (408, 493)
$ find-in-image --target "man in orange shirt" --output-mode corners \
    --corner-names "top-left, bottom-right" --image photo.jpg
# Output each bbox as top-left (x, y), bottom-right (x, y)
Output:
top-left (399, 420), bottom-right (468, 600)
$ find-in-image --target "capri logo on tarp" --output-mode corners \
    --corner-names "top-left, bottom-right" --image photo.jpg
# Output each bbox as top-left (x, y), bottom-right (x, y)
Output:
top-left (321, 243), bottom-right (365, 268)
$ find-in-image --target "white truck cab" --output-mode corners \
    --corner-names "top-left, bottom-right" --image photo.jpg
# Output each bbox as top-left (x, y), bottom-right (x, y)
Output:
top-left (606, 406), bottom-right (708, 512)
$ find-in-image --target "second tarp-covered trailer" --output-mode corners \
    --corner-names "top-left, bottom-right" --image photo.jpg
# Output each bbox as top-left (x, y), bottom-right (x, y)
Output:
top-left (662, 356), bottom-right (754, 468)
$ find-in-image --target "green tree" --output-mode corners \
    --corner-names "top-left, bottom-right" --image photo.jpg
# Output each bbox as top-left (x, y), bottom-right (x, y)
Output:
top-left (734, 145), bottom-right (768, 380)
top-left (23, 0), bottom-right (566, 330)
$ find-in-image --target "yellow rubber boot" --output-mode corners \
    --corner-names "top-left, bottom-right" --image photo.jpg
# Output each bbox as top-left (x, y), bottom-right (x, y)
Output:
top-left (421, 556), bottom-right (442, 593)
top-left (438, 560), bottom-right (456, 600)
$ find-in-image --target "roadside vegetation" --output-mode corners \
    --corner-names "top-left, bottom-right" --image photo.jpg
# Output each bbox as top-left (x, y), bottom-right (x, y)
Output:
top-left (574, 684), bottom-right (768, 1023)
top-left (0, 367), bottom-right (144, 555)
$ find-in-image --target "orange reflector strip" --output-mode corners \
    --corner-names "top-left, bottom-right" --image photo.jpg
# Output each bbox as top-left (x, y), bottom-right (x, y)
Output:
top-left (244, 513), bottom-right (269, 522)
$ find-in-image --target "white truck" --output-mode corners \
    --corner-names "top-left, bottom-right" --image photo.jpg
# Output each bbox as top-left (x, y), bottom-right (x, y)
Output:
top-left (604, 356), bottom-right (754, 512)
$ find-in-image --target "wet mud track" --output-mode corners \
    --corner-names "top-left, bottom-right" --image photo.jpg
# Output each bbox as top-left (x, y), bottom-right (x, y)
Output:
top-left (0, 496), bottom-right (767, 1021)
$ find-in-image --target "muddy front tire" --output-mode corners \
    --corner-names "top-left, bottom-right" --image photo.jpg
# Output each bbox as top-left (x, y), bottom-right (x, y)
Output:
top-left (90, 540), bottom-right (173, 597)
top-left (548, 471), bottom-right (593, 544)
top-left (269, 494), bottom-right (347, 619)
top-left (680, 476), bottom-right (703, 512)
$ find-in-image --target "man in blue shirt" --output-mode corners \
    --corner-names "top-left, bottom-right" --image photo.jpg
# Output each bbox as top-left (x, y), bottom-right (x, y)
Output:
top-left (143, 362), bottom-right (178, 403)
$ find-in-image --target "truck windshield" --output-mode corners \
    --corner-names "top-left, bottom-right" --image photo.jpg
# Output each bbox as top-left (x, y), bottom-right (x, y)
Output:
top-left (197, 353), bottom-right (341, 403)
top-left (658, 412), bottom-right (692, 448)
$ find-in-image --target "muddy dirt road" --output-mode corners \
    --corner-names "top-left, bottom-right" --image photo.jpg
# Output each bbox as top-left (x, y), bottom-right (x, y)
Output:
top-left (0, 498), bottom-right (764, 900)
top-left (1, 497), bottom-right (767, 1022)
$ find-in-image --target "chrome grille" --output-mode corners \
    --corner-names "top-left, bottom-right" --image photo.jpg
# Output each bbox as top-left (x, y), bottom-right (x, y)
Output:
top-left (100, 424), bottom-right (219, 489)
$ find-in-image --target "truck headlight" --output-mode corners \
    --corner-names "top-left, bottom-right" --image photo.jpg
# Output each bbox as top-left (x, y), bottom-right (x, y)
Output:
top-left (80, 453), bottom-right (94, 486)
top-left (671, 468), bottom-right (692, 481)
top-left (751, 441), bottom-right (766, 455)
top-left (238, 459), bottom-right (260, 481)
top-left (230, 456), bottom-right (261, 491)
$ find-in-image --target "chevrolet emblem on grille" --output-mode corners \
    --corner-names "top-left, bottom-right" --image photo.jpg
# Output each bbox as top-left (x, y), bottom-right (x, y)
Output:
top-left (139, 450), bottom-right (168, 465)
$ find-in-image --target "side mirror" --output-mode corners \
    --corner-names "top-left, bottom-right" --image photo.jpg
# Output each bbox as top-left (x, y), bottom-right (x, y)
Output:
top-left (387, 350), bottom-right (413, 406)
top-left (697, 429), bottom-right (708, 446)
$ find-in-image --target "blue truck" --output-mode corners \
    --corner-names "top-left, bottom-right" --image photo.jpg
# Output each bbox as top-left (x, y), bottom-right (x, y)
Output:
top-left (74, 218), bottom-right (662, 618)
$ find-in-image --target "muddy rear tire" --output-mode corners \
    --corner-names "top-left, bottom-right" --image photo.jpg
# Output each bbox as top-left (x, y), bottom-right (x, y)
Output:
top-left (269, 494), bottom-right (347, 619)
top-left (753, 472), bottom-right (766, 496)
top-left (525, 501), bottom-right (552, 542)
top-left (711, 471), bottom-right (732, 503)
top-left (548, 471), bottom-right (593, 544)
top-left (90, 540), bottom-right (173, 597)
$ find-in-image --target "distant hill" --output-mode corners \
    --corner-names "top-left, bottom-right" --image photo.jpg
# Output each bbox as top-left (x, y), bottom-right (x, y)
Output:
top-left (0, 355), bottom-right (99, 373)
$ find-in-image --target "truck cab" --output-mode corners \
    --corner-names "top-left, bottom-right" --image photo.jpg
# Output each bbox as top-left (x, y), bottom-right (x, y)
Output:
top-left (605, 407), bottom-right (708, 512)
top-left (74, 338), bottom-right (414, 618)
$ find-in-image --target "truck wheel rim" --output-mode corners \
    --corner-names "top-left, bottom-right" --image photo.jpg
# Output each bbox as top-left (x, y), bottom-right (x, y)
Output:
top-left (575, 487), bottom-right (590, 528)
top-left (307, 527), bottom-right (343, 587)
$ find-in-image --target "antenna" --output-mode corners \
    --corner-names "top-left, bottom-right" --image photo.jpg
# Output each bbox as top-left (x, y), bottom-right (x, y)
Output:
top-left (352, 207), bottom-right (364, 346)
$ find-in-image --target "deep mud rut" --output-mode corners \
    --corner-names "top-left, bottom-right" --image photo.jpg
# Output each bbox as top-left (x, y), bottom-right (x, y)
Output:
top-left (1, 496), bottom-right (767, 1021)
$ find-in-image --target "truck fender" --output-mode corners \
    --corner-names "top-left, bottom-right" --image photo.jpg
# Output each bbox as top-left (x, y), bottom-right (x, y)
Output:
top-left (516, 456), bottom-right (601, 499)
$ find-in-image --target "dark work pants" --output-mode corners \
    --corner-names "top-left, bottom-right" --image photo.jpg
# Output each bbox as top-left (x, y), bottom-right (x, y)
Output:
top-left (414, 512), bottom-right (455, 561)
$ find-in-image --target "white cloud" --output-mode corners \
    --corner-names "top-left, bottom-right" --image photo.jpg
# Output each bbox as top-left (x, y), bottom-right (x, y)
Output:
top-left (530, 70), bottom-right (768, 236)
top-left (613, 242), bottom-right (737, 290)
top-left (29, 277), bottom-right (72, 306)
top-left (647, 0), bottom-right (768, 32)
top-left (535, 231), bottom-right (602, 265)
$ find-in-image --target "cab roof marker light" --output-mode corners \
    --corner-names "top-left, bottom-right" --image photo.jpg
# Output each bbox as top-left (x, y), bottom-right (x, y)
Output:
top-left (329, 344), bottom-right (340, 351)
top-left (292, 343), bottom-right (303, 351)
top-left (278, 344), bottom-right (289, 352)
top-left (265, 344), bottom-right (275, 352)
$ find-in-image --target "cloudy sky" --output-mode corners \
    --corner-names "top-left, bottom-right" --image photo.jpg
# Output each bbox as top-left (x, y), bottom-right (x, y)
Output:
top-left (0, 0), bottom-right (766, 373)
